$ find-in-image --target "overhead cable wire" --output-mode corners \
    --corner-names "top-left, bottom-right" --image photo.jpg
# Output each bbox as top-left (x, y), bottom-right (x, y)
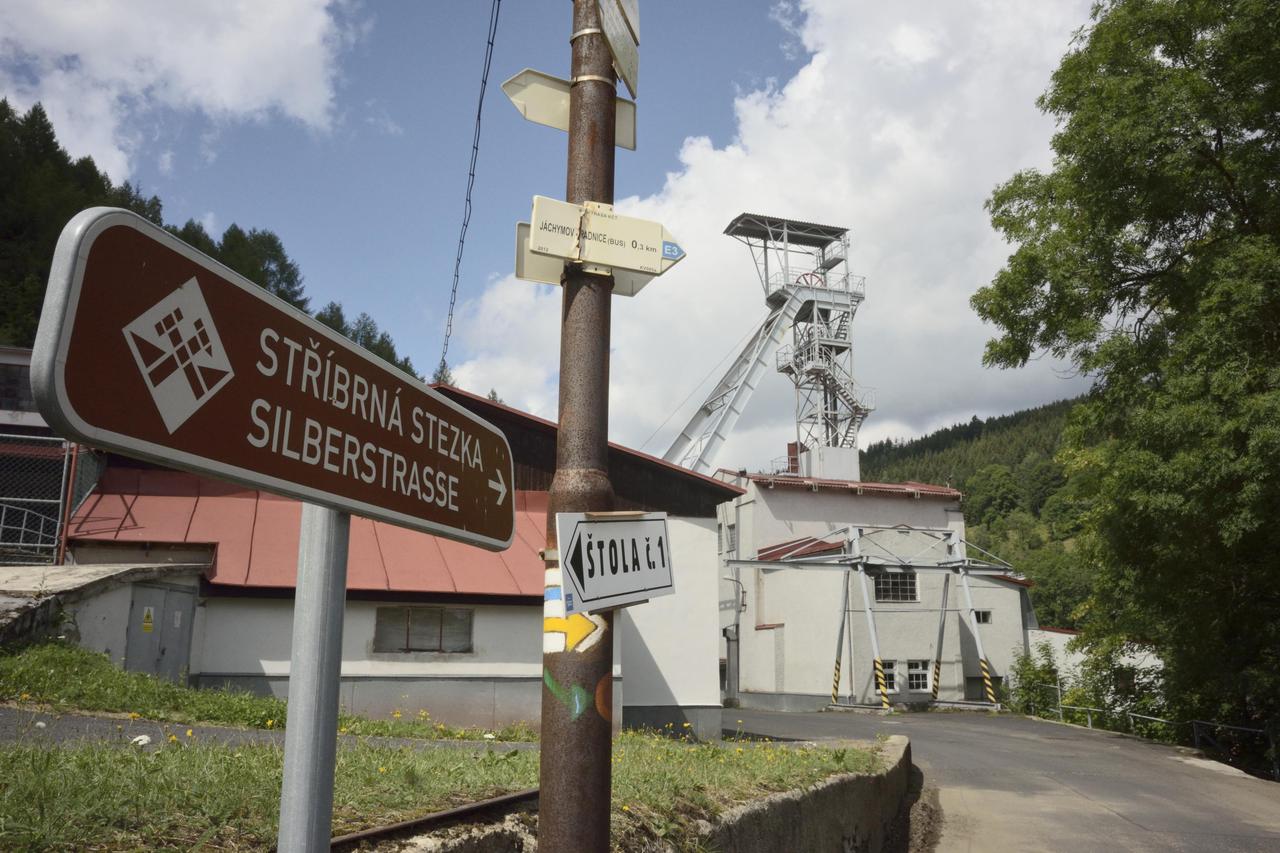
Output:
top-left (637, 317), bottom-right (767, 454)
top-left (438, 0), bottom-right (502, 379)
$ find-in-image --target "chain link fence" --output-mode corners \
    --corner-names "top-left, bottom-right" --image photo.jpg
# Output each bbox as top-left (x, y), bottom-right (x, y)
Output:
top-left (0, 433), bottom-right (105, 565)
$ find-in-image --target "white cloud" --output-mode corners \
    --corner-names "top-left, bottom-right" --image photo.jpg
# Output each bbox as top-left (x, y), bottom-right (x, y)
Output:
top-left (198, 211), bottom-right (219, 238)
top-left (0, 0), bottom-right (364, 180)
top-left (447, 1), bottom-right (1097, 473)
top-left (157, 149), bottom-right (174, 175)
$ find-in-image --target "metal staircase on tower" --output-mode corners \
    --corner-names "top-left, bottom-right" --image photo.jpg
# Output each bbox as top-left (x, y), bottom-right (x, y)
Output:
top-left (663, 213), bottom-right (874, 476)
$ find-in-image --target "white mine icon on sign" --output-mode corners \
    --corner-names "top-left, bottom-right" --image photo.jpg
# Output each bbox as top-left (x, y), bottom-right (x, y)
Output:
top-left (123, 278), bottom-right (234, 433)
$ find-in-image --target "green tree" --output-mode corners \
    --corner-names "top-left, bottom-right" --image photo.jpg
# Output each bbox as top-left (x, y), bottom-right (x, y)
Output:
top-left (431, 360), bottom-right (454, 386)
top-left (216, 224), bottom-right (308, 312)
top-left (962, 464), bottom-right (1020, 527)
top-left (0, 101), bottom-right (161, 345)
top-left (973, 0), bottom-right (1280, 730)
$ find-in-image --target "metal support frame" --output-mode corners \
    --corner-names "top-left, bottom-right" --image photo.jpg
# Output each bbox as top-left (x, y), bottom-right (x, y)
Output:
top-left (831, 568), bottom-right (850, 704)
top-left (960, 569), bottom-right (997, 704)
top-left (855, 564), bottom-right (889, 710)
top-left (663, 290), bottom-right (806, 472)
top-left (932, 573), bottom-right (949, 702)
top-left (277, 504), bottom-right (351, 852)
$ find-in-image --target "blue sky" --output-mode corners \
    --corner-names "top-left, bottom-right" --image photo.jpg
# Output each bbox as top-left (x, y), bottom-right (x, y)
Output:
top-left (1, 1), bottom-right (1095, 470)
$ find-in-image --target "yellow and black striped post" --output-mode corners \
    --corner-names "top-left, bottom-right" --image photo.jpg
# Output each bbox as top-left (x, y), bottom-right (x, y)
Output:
top-left (931, 659), bottom-right (942, 701)
top-left (873, 657), bottom-right (891, 709)
top-left (830, 569), bottom-right (851, 706)
top-left (978, 657), bottom-right (996, 703)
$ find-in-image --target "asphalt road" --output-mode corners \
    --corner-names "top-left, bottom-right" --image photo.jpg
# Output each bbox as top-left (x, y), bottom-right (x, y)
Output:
top-left (728, 708), bottom-right (1280, 852)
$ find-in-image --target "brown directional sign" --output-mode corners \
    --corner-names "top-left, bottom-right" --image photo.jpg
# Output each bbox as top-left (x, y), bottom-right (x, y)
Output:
top-left (31, 208), bottom-right (515, 551)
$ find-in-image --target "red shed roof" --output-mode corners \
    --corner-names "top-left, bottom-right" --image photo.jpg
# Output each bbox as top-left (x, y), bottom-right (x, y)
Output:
top-left (68, 468), bottom-right (545, 598)
top-left (738, 473), bottom-right (962, 499)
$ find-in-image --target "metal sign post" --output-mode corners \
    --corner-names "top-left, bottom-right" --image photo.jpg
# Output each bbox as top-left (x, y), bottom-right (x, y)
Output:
top-left (277, 503), bottom-right (350, 851)
top-left (538, 1), bottom-right (620, 849)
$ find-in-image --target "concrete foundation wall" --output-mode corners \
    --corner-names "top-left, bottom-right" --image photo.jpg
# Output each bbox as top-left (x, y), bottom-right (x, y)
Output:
top-left (66, 583), bottom-right (131, 665)
top-left (416, 735), bottom-right (914, 852)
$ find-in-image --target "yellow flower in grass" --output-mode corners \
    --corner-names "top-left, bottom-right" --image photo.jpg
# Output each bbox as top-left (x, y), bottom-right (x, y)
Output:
top-left (186, 729), bottom-right (194, 738)
top-left (621, 805), bottom-right (630, 812)
top-left (266, 719), bottom-right (275, 729)
top-left (19, 693), bottom-right (30, 701)
top-left (378, 766), bottom-right (387, 774)
top-left (392, 709), bottom-right (402, 719)
top-left (167, 734), bottom-right (178, 744)
top-left (682, 722), bottom-right (691, 728)
top-left (128, 712), bottom-right (141, 720)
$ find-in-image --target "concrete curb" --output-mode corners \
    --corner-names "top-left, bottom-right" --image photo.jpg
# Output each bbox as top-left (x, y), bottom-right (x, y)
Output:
top-left (698, 735), bottom-right (912, 853)
top-left (410, 735), bottom-right (913, 852)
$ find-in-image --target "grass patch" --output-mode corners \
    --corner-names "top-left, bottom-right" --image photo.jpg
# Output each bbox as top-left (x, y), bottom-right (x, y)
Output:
top-left (0, 729), bottom-right (877, 851)
top-left (0, 641), bottom-right (535, 741)
top-left (0, 737), bottom-right (539, 850)
top-left (611, 729), bottom-right (877, 849)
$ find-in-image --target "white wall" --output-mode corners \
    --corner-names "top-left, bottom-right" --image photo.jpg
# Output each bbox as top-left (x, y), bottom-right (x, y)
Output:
top-left (619, 515), bottom-right (721, 709)
top-left (194, 597), bottom-right (542, 678)
top-left (722, 481), bottom-right (1032, 704)
top-left (67, 583), bottom-right (131, 665)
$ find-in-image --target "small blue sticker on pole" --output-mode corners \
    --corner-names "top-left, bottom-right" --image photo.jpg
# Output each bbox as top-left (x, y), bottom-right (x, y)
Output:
top-left (662, 241), bottom-right (684, 261)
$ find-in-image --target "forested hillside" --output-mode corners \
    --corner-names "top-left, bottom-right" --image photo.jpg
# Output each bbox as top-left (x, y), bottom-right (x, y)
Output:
top-left (863, 397), bottom-right (1090, 629)
top-left (0, 100), bottom-right (417, 377)
top-left (862, 398), bottom-right (1075, 490)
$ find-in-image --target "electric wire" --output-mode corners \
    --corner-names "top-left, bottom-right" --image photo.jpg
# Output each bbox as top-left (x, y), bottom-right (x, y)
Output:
top-left (637, 316), bottom-right (767, 454)
top-left (438, 0), bottom-right (502, 380)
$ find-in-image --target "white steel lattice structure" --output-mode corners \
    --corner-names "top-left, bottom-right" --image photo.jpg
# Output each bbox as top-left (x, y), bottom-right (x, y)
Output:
top-left (664, 214), bottom-right (874, 475)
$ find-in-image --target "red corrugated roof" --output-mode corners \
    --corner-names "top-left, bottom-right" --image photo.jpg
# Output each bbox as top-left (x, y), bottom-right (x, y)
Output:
top-left (434, 385), bottom-right (745, 497)
top-left (740, 472), bottom-right (961, 499)
top-left (68, 468), bottom-right (545, 597)
top-left (756, 536), bottom-right (844, 561)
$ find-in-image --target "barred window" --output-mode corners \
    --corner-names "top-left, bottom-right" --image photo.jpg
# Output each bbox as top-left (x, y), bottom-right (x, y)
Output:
top-left (720, 523), bottom-right (737, 553)
top-left (974, 610), bottom-right (992, 624)
top-left (874, 571), bottom-right (917, 602)
top-left (907, 660), bottom-right (930, 691)
top-left (374, 607), bottom-right (473, 653)
top-left (882, 660), bottom-right (897, 692)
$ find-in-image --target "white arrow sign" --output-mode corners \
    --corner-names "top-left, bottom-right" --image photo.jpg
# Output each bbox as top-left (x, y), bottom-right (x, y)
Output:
top-left (502, 69), bottom-right (637, 150)
top-left (529, 196), bottom-right (685, 277)
top-left (556, 511), bottom-right (674, 614)
top-left (598, 0), bottom-right (639, 99)
top-left (515, 222), bottom-right (655, 296)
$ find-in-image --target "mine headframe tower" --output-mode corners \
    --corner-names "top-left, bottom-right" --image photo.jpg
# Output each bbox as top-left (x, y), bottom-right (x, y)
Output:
top-left (664, 213), bottom-right (874, 477)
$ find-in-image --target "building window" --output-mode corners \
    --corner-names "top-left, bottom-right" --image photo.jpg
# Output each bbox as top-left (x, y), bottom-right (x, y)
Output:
top-left (907, 660), bottom-right (930, 691)
top-left (874, 571), bottom-right (917, 602)
top-left (881, 660), bottom-right (897, 692)
top-left (721, 523), bottom-right (737, 553)
top-left (974, 610), bottom-right (992, 624)
top-left (373, 607), bottom-right (473, 653)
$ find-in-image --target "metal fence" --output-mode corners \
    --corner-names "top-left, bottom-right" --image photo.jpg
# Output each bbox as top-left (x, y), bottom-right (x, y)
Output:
top-left (1021, 680), bottom-right (1278, 781)
top-left (0, 433), bottom-right (104, 565)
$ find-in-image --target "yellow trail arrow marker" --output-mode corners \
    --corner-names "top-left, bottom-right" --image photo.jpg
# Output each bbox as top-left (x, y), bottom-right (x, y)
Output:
top-left (543, 613), bottom-right (605, 652)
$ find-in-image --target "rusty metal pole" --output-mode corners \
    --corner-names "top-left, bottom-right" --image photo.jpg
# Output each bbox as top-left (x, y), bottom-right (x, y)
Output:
top-left (538, 1), bottom-right (617, 850)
